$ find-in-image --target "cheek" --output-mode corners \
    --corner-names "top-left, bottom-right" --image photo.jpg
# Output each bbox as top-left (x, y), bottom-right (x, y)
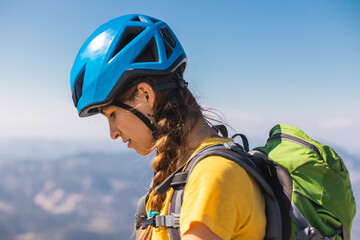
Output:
top-left (135, 125), bottom-right (155, 150)
top-left (137, 126), bottom-right (154, 144)
top-left (114, 112), bottom-right (133, 130)
top-left (131, 133), bottom-right (154, 156)
top-left (125, 116), bottom-right (153, 139)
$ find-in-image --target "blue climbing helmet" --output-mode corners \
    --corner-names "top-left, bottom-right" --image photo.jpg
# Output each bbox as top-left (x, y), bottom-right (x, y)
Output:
top-left (70, 14), bottom-right (187, 117)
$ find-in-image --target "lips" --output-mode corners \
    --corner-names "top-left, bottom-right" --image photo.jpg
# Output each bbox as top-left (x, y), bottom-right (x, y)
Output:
top-left (122, 138), bottom-right (131, 147)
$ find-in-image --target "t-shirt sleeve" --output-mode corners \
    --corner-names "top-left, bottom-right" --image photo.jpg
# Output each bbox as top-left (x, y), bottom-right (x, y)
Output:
top-left (179, 156), bottom-right (266, 240)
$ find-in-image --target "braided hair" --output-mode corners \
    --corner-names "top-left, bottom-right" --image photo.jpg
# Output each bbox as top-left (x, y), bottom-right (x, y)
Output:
top-left (114, 65), bottom-right (203, 211)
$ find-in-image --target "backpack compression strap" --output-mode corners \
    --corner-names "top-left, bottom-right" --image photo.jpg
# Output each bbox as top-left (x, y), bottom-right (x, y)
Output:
top-left (290, 202), bottom-right (347, 240)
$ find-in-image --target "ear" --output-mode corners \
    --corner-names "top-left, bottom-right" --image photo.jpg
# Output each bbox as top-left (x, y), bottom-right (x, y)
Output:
top-left (136, 82), bottom-right (156, 109)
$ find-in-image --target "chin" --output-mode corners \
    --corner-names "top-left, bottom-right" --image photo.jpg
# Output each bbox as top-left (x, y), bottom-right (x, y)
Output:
top-left (135, 148), bottom-right (152, 156)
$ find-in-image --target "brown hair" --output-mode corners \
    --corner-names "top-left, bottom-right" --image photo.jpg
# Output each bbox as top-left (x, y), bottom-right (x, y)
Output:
top-left (116, 65), bottom-right (203, 206)
top-left (115, 65), bottom-right (203, 239)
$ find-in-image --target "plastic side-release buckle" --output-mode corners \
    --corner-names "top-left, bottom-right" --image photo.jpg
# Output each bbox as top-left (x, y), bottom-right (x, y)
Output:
top-left (155, 213), bottom-right (180, 228)
top-left (223, 142), bottom-right (246, 154)
top-left (141, 215), bottom-right (156, 229)
top-left (224, 141), bottom-right (237, 151)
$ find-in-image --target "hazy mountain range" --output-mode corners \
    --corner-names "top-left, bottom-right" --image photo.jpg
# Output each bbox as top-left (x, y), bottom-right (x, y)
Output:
top-left (0, 146), bottom-right (153, 240)
top-left (0, 139), bottom-right (358, 240)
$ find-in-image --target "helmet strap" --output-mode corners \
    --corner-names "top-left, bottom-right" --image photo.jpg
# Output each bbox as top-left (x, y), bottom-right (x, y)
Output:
top-left (152, 79), bottom-right (188, 92)
top-left (111, 77), bottom-right (188, 137)
top-left (112, 101), bottom-right (156, 133)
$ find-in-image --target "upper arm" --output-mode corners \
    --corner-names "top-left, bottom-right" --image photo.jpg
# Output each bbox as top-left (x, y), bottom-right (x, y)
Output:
top-left (182, 222), bottom-right (222, 240)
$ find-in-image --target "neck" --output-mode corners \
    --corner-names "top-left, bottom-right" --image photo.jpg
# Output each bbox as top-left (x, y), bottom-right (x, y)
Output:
top-left (176, 118), bottom-right (218, 167)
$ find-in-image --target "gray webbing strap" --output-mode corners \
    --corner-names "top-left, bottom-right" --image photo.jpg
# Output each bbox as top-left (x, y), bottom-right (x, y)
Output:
top-left (290, 202), bottom-right (312, 233)
top-left (156, 162), bottom-right (188, 195)
top-left (174, 190), bottom-right (183, 214)
top-left (168, 223), bottom-right (175, 240)
top-left (168, 189), bottom-right (182, 240)
top-left (291, 202), bottom-right (322, 240)
top-left (187, 144), bottom-right (276, 198)
top-left (171, 172), bottom-right (188, 186)
top-left (342, 225), bottom-right (349, 240)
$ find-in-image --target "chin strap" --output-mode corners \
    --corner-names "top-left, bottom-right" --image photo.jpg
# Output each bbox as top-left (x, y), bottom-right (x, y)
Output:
top-left (112, 101), bottom-right (156, 133)
top-left (112, 78), bottom-right (188, 135)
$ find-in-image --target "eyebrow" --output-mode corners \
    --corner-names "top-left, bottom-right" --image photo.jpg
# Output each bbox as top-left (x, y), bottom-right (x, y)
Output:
top-left (99, 107), bottom-right (105, 115)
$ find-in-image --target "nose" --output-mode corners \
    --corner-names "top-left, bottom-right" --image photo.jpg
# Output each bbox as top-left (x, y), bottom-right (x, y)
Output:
top-left (108, 119), bottom-right (121, 140)
top-left (110, 129), bottom-right (121, 140)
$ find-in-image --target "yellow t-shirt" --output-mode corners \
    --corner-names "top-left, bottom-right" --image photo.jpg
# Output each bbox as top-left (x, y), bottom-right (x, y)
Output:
top-left (146, 137), bottom-right (266, 240)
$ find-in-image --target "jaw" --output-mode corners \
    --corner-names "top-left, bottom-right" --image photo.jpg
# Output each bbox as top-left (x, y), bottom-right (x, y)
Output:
top-left (135, 149), bottom-right (153, 156)
top-left (132, 142), bottom-right (154, 156)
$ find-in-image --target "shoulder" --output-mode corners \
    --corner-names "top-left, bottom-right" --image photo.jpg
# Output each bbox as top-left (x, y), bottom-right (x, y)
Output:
top-left (180, 154), bottom-right (266, 239)
top-left (187, 154), bottom-right (252, 188)
top-left (185, 154), bottom-right (263, 207)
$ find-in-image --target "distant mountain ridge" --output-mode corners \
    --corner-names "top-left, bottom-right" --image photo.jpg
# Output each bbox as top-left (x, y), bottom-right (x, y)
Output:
top-left (0, 151), bottom-right (153, 240)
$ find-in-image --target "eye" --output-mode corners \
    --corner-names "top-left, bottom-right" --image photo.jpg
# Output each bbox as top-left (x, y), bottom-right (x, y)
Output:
top-left (110, 112), bottom-right (116, 118)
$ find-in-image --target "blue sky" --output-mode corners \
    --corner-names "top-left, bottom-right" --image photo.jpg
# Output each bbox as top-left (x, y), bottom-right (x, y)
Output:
top-left (0, 0), bottom-right (359, 154)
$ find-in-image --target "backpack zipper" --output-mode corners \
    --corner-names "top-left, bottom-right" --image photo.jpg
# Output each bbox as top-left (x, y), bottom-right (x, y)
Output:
top-left (267, 134), bottom-right (322, 158)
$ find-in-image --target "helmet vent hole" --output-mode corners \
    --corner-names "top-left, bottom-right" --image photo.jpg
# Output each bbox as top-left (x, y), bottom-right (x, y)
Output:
top-left (149, 17), bottom-right (159, 23)
top-left (134, 37), bottom-right (159, 63)
top-left (159, 27), bottom-right (176, 48)
top-left (163, 40), bottom-right (173, 59)
top-left (132, 16), bottom-right (147, 22)
top-left (110, 27), bottom-right (145, 61)
top-left (73, 68), bottom-right (85, 105)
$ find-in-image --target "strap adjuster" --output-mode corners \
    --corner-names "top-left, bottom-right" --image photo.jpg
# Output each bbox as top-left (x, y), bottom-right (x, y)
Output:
top-left (141, 214), bottom-right (156, 229)
top-left (155, 213), bottom-right (180, 228)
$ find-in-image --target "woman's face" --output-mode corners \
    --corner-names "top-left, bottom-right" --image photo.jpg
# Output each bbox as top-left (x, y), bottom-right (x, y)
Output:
top-left (101, 88), bottom-right (155, 156)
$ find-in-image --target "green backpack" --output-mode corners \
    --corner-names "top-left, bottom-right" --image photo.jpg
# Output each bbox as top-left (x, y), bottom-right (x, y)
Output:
top-left (137, 124), bottom-right (356, 240)
top-left (253, 124), bottom-right (356, 239)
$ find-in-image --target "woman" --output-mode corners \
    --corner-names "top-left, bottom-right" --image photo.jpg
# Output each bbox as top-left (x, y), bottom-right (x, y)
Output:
top-left (70, 14), bottom-right (266, 240)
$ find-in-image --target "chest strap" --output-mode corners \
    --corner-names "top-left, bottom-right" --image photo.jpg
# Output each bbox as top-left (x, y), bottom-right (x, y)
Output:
top-left (141, 213), bottom-right (180, 229)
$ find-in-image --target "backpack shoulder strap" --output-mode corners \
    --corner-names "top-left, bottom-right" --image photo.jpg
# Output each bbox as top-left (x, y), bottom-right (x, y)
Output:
top-left (185, 142), bottom-right (276, 197)
top-left (153, 142), bottom-right (283, 240)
